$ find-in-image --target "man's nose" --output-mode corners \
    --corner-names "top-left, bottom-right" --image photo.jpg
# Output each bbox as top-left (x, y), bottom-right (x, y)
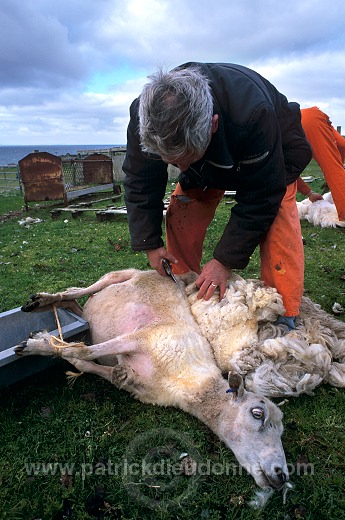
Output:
top-left (175, 161), bottom-right (190, 171)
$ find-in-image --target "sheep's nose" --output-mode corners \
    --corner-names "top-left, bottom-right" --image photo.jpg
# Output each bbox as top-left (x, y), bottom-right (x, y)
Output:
top-left (274, 466), bottom-right (288, 483)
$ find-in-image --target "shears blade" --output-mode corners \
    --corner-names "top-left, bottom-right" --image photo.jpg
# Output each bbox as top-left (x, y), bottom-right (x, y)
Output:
top-left (162, 258), bottom-right (179, 285)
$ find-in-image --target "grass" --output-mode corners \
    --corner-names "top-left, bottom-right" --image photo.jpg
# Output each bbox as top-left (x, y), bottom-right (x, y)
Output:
top-left (0, 161), bottom-right (344, 519)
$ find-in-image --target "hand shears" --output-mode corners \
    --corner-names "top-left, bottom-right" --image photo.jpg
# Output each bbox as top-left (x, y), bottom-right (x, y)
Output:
top-left (162, 258), bottom-right (179, 285)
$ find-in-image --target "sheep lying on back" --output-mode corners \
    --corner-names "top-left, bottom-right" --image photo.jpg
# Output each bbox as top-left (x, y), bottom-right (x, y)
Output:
top-left (18, 270), bottom-right (345, 400)
top-left (14, 269), bottom-right (345, 508)
top-left (187, 273), bottom-right (345, 397)
top-left (15, 269), bottom-right (290, 496)
top-left (297, 192), bottom-right (345, 228)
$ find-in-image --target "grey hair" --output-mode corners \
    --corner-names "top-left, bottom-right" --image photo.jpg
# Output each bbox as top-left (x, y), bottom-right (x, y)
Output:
top-left (138, 66), bottom-right (213, 161)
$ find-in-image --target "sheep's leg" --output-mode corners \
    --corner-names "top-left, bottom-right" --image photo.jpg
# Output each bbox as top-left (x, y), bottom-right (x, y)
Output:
top-left (67, 359), bottom-right (130, 383)
top-left (70, 359), bottom-right (115, 383)
top-left (14, 331), bottom-right (138, 360)
top-left (63, 359), bottom-right (141, 397)
top-left (69, 359), bottom-right (137, 388)
top-left (15, 331), bottom-right (142, 389)
top-left (21, 270), bottom-right (138, 312)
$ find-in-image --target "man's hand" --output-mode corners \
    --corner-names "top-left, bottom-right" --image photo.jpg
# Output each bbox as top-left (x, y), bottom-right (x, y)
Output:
top-left (309, 191), bottom-right (323, 203)
top-left (146, 247), bottom-right (178, 276)
top-left (195, 258), bottom-right (231, 301)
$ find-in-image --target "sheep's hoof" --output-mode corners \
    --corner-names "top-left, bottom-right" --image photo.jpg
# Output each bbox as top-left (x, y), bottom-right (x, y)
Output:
top-left (21, 295), bottom-right (40, 312)
top-left (14, 341), bottom-right (28, 355)
top-left (111, 365), bottom-right (135, 387)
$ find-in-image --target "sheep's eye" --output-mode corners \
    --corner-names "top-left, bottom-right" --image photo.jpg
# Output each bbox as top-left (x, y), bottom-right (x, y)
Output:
top-left (251, 407), bottom-right (264, 420)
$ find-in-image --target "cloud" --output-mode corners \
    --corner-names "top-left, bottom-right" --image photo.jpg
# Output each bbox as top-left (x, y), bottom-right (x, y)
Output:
top-left (0, 0), bottom-right (88, 90)
top-left (0, 0), bottom-right (345, 144)
top-left (0, 77), bottom-right (145, 144)
top-left (252, 51), bottom-right (345, 125)
top-left (85, 0), bottom-right (345, 68)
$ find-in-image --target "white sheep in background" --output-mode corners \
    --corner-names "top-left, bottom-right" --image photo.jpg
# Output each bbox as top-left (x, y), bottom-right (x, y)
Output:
top-left (14, 269), bottom-right (345, 502)
top-left (297, 192), bottom-right (345, 228)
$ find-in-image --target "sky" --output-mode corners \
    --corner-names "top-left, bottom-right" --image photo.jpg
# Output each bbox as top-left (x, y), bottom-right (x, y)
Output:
top-left (0, 0), bottom-right (344, 146)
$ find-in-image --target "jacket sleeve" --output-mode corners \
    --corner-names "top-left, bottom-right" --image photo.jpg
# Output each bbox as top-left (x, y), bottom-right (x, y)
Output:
top-left (123, 99), bottom-right (168, 251)
top-left (213, 104), bottom-right (287, 269)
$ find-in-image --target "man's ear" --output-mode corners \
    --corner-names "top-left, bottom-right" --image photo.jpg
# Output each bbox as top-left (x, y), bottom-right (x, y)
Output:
top-left (211, 114), bottom-right (219, 134)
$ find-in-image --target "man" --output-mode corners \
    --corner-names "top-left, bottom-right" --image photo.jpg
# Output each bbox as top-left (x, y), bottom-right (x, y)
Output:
top-left (300, 106), bottom-right (345, 225)
top-left (123, 63), bottom-right (312, 328)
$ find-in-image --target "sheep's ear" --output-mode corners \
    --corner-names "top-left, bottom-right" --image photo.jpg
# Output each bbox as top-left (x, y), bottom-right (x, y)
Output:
top-left (227, 372), bottom-right (244, 398)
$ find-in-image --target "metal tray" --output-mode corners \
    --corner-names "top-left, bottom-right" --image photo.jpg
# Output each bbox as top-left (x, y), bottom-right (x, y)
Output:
top-left (0, 307), bottom-right (89, 386)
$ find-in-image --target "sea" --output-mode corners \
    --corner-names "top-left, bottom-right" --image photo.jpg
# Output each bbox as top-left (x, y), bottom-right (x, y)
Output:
top-left (0, 144), bottom-right (124, 167)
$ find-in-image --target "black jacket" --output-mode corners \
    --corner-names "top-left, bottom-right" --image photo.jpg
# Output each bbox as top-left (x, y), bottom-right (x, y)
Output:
top-left (123, 62), bottom-right (312, 269)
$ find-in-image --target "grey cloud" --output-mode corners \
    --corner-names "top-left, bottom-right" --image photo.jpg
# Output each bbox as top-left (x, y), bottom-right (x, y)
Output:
top-left (1, 0), bottom-right (345, 144)
top-left (86, 0), bottom-right (345, 69)
top-left (0, 0), bottom-right (88, 88)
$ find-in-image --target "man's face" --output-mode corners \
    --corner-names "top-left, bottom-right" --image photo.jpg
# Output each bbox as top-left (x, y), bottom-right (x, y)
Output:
top-left (160, 114), bottom-right (219, 172)
top-left (162, 151), bottom-right (204, 172)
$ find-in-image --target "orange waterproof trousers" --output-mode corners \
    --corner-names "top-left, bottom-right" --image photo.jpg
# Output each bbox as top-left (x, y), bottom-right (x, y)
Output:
top-left (166, 181), bottom-right (303, 316)
top-left (301, 106), bottom-right (345, 221)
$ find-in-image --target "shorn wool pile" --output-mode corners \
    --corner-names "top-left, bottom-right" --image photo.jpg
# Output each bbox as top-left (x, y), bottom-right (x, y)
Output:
top-left (187, 273), bottom-right (345, 397)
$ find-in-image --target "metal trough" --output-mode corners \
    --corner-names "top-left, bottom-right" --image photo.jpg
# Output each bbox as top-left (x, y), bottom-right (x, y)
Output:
top-left (0, 307), bottom-right (89, 386)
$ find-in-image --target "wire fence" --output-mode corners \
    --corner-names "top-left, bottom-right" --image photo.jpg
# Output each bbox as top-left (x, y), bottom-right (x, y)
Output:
top-left (62, 155), bottom-right (126, 191)
top-left (0, 166), bottom-right (22, 193)
top-left (62, 159), bottom-right (88, 191)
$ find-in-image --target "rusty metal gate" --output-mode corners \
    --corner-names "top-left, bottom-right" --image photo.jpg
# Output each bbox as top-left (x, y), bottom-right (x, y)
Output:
top-left (19, 151), bottom-right (114, 209)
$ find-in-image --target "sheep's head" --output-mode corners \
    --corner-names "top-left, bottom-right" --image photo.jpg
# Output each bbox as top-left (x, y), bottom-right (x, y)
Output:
top-left (220, 373), bottom-right (288, 489)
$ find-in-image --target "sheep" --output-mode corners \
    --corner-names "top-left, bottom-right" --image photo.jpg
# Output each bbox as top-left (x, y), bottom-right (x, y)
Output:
top-left (15, 269), bottom-right (290, 498)
top-left (297, 192), bottom-right (345, 228)
top-left (14, 269), bottom-right (345, 499)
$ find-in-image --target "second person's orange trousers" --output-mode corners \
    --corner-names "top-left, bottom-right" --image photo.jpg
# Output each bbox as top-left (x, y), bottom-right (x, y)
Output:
top-left (301, 107), bottom-right (345, 221)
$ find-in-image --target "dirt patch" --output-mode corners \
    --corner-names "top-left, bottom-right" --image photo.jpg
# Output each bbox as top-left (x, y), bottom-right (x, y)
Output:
top-left (0, 209), bottom-right (26, 223)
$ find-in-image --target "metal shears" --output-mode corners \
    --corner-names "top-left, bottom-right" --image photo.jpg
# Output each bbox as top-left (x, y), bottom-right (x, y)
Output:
top-left (162, 258), bottom-right (179, 285)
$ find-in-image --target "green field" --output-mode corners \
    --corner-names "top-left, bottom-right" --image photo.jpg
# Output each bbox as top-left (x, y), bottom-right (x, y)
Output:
top-left (0, 161), bottom-right (344, 519)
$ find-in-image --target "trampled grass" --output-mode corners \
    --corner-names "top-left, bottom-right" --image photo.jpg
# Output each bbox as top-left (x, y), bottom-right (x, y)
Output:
top-left (0, 162), bottom-right (344, 519)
